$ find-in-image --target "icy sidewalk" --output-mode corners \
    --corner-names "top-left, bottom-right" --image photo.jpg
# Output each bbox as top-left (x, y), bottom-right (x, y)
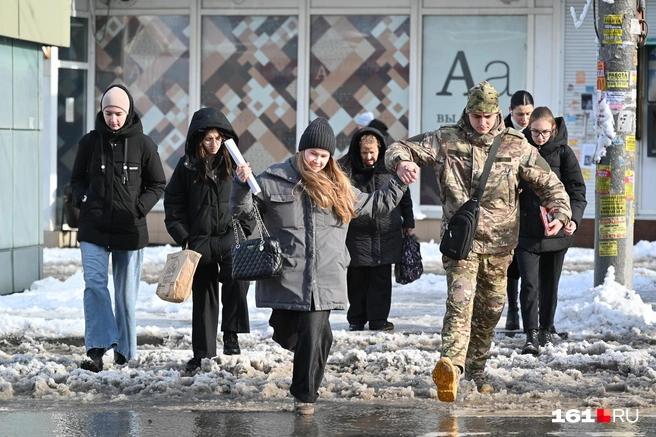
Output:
top-left (0, 243), bottom-right (655, 416)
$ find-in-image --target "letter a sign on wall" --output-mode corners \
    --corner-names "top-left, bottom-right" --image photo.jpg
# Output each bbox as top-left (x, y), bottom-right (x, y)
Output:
top-left (421, 16), bottom-right (528, 132)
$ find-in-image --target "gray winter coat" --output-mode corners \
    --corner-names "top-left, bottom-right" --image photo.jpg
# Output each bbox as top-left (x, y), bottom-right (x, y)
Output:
top-left (229, 156), bottom-right (407, 311)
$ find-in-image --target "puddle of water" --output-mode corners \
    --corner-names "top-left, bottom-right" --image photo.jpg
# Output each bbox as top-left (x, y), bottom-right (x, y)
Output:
top-left (0, 402), bottom-right (653, 437)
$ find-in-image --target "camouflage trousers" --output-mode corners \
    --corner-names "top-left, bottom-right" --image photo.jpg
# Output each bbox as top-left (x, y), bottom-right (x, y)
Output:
top-left (441, 251), bottom-right (513, 372)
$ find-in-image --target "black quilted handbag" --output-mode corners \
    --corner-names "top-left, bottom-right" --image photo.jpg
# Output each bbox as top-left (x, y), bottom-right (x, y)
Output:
top-left (231, 207), bottom-right (283, 281)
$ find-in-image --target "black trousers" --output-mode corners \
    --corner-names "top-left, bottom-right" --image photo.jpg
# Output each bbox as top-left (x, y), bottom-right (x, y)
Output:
top-left (191, 233), bottom-right (250, 359)
top-left (269, 309), bottom-right (333, 404)
top-left (516, 247), bottom-right (568, 332)
top-left (346, 264), bottom-right (392, 327)
top-left (506, 255), bottom-right (520, 311)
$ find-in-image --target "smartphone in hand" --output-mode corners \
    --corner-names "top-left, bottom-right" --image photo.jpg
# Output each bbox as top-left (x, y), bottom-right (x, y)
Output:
top-left (540, 206), bottom-right (554, 229)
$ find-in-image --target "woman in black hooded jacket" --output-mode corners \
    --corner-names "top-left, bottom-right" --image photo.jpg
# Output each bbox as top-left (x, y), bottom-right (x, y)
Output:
top-left (338, 127), bottom-right (415, 331)
top-left (517, 107), bottom-right (587, 355)
top-left (164, 107), bottom-right (251, 372)
top-left (503, 90), bottom-right (535, 331)
top-left (70, 84), bottom-right (166, 372)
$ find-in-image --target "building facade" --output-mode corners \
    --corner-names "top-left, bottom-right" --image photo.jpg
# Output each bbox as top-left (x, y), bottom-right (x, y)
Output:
top-left (0, 0), bottom-right (70, 295)
top-left (40, 0), bottom-right (656, 250)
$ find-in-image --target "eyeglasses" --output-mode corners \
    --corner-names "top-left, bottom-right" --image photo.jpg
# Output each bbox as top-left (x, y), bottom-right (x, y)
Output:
top-left (530, 129), bottom-right (553, 139)
top-left (203, 137), bottom-right (223, 145)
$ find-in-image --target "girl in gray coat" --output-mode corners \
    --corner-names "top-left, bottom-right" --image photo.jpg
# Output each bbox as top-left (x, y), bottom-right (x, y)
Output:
top-left (230, 117), bottom-right (407, 415)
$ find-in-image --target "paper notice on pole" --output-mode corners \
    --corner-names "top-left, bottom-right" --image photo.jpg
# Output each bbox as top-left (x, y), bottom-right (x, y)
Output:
top-left (224, 138), bottom-right (261, 195)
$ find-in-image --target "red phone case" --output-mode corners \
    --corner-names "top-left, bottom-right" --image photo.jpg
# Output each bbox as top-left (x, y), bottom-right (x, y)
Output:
top-left (540, 206), bottom-right (553, 229)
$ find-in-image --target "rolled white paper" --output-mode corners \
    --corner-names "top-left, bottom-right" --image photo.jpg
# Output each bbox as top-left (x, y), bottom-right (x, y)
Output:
top-left (224, 138), bottom-right (261, 195)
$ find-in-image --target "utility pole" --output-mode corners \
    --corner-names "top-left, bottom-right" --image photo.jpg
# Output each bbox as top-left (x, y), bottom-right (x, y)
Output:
top-left (593, 0), bottom-right (645, 288)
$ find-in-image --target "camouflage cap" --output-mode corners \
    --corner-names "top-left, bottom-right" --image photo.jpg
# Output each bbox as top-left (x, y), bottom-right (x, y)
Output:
top-left (465, 81), bottom-right (500, 114)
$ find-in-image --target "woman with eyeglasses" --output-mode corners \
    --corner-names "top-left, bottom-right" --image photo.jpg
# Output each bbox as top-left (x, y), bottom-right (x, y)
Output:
top-left (517, 107), bottom-right (587, 355)
top-left (503, 90), bottom-right (535, 332)
top-left (164, 107), bottom-right (252, 372)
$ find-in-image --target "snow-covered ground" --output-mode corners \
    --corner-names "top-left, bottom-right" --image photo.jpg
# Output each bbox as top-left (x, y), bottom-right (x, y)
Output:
top-left (1, 241), bottom-right (655, 415)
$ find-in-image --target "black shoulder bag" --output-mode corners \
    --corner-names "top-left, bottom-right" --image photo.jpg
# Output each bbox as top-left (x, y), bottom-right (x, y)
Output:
top-left (231, 206), bottom-right (283, 281)
top-left (439, 134), bottom-right (502, 260)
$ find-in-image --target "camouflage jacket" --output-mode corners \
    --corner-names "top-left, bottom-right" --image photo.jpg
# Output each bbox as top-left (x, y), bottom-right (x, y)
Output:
top-left (385, 114), bottom-right (572, 254)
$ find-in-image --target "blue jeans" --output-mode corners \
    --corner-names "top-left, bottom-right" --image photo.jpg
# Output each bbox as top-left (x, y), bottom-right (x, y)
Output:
top-left (80, 241), bottom-right (144, 359)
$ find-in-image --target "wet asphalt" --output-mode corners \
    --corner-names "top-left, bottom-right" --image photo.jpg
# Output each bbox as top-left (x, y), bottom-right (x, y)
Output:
top-left (1, 400), bottom-right (655, 437)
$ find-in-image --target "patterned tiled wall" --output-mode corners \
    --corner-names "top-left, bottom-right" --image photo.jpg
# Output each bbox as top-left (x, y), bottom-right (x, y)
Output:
top-left (310, 15), bottom-right (410, 154)
top-left (95, 15), bottom-right (190, 179)
top-left (201, 16), bottom-right (298, 174)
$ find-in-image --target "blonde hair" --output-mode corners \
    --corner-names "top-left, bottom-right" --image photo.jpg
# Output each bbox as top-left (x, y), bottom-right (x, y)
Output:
top-left (295, 153), bottom-right (357, 224)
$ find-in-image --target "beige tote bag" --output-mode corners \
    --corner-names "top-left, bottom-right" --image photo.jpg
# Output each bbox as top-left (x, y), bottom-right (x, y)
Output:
top-left (156, 249), bottom-right (202, 303)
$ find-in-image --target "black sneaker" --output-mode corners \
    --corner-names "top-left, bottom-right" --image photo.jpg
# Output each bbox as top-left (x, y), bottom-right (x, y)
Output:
top-left (505, 309), bottom-right (520, 331)
top-left (185, 357), bottom-right (202, 372)
top-left (80, 348), bottom-right (104, 372)
top-left (369, 321), bottom-right (394, 331)
top-left (538, 328), bottom-right (553, 347)
top-left (114, 351), bottom-right (128, 365)
top-left (348, 324), bottom-right (365, 331)
top-left (223, 332), bottom-right (241, 355)
top-left (522, 330), bottom-right (539, 355)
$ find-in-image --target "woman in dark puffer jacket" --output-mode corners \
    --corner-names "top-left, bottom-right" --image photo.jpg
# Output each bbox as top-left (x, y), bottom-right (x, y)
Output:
top-left (503, 90), bottom-right (535, 331)
top-left (516, 107), bottom-right (587, 355)
top-left (70, 84), bottom-right (166, 372)
top-left (164, 107), bottom-right (251, 372)
top-left (338, 127), bottom-right (415, 331)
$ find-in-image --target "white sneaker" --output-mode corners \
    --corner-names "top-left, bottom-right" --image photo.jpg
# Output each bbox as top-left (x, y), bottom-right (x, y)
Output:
top-left (294, 400), bottom-right (315, 415)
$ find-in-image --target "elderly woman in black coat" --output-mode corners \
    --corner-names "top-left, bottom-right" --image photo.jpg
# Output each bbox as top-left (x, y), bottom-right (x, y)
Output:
top-left (338, 127), bottom-right (415, 331)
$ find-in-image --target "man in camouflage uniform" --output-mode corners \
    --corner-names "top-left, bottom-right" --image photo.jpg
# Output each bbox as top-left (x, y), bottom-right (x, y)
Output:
top-left (385, 81), bottom-right (571, 402)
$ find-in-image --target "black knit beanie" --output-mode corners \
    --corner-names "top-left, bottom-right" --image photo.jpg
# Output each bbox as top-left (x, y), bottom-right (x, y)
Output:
top-left (298, 117), bottom-right (336, 156)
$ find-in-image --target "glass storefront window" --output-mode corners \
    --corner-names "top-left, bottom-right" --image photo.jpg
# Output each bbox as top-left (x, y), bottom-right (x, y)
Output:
top-left (310, 15), bottom-right (410, 155)
top-left (201, 16), bottom-right (298, 175)
top-left (421, 15), bottom-right (527, 205)
top-left (647, 46), bottom-right (656, 102)
top-left (95, 15), bottom-right (190, 179)
top-left (60, 17), bottom-right (88, 62)
top-left (57, 68), bottom-right (87, 204)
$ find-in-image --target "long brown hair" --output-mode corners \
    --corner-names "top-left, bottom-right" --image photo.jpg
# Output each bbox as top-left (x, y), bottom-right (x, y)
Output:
top-left (295, 153), bottom-right (357, 224)
top-left (528, 106), bottom-right (558, 136)
top-left (192, 128), bottom-right (233, 182)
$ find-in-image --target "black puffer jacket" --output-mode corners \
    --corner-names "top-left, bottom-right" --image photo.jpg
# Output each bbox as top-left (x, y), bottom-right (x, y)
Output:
top-left (338, 127), bottom-right (415, 266)
top-left (70, 84), bottom-right (166, 250)
top-left (164, 107), bottom-right (249, 265)
top-left (518, 117), bottom-right (587, 252)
